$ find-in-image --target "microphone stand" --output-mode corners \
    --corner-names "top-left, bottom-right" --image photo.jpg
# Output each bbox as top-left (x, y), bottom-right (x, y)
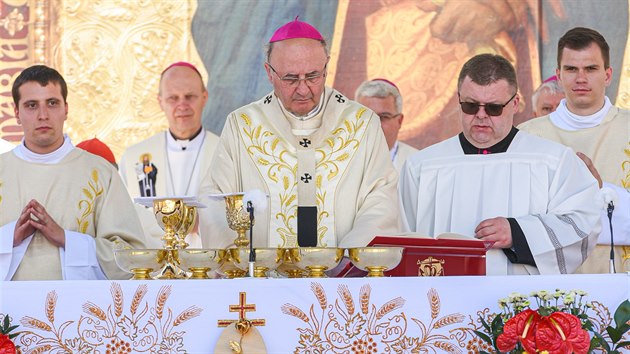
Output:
top-left (246, 201), bottom-right (255, 277)
top-left (608, 201), bottom-right (615, 273)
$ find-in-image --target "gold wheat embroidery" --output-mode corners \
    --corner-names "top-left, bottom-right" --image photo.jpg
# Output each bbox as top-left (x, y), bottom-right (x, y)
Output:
top-left (76, 169), bottom-right (103, 233)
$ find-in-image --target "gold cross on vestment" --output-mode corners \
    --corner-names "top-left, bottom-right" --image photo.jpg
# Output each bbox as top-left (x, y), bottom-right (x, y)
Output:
top-left (217, 292), bottom-right (266, 327)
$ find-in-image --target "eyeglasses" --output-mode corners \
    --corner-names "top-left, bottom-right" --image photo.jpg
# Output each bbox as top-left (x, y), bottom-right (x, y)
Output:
top-left (458, 92), bottom-right (517, 116)
top-left (378, 112), bottom-right (401, 121)
top-left (267, 62), bottom-right (327, 88)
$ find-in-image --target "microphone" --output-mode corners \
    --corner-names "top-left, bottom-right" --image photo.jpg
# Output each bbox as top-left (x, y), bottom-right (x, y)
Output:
top-left (246, 201), bottom-right (255, 277)
top-left (608, 201), bottom-right (615, 273)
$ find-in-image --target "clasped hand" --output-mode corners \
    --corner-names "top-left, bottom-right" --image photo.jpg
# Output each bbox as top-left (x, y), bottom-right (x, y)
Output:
top-left (14, 199), bottom-right (65, 248)
top-left (474, 217), bottom-right (512, 249)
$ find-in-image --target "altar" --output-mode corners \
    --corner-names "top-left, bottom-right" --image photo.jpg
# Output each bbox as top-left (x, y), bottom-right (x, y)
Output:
top-left (1, 274), bottom-right (628, 353)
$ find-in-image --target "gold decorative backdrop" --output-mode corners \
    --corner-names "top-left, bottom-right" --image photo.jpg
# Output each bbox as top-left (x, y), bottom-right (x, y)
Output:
top-left (0, 0), bottom-right (207, 158)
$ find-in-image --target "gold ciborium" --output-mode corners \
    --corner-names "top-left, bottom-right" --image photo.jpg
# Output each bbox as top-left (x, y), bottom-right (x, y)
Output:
top-left (231, 248), bottom-right (284, 278)
top-left (224, 194), bottom-right (252, 248)
top-left (176, 205), bottom-right (197, 249)
top-left (287, 247), bottom-right (344, 278)
top-left (178, 249), bottom-right (223, 279)
top-left (114, 249), bottom-right (161, 280)
top-left (348, 247), bottom-right (404, 277)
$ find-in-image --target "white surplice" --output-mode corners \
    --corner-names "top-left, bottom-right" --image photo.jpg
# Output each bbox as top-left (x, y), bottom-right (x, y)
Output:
top-left (0, 138), bottom-right (145, 280)
top-left (206, 87), bottom-right (400, 248)
top-left (399, 132), bottom-right (601, 275)
top-left (519, 104), bottom-right (630, 273)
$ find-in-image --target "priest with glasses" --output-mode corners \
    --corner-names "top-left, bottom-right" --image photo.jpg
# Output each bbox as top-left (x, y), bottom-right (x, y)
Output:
top-left (207, 18), bottom-right (398, 249)
top-left (399, 54), bottom-right (602, 275)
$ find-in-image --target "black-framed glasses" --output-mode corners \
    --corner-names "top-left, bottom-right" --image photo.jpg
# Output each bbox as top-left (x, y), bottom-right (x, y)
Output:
top-left (378, 112), bottom-right (401, 121)
top-left (458, 92), bottom-right (517, 116)
top-left (267, 62), bottom-right (327, 88)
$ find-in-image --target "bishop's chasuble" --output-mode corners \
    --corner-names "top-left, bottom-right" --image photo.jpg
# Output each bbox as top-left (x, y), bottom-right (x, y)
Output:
top-left (0, 149), bottom-right (145, 280)
top-left (400, 132), bottom-right (601, 275)
top-left (208, 88), bottom-right (400, 248)
top-left (519, 106), bottom-right (630, 273)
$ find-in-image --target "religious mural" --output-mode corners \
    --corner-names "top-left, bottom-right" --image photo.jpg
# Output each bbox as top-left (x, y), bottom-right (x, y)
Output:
top-left (0, 0), bottom-right (629, 155)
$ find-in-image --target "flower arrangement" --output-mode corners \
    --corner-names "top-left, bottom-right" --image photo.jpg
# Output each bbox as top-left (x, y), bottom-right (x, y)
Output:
top-left (0, 314), bottom-right (18, 354)
top-left (474, 289), bottom-right (630, 354)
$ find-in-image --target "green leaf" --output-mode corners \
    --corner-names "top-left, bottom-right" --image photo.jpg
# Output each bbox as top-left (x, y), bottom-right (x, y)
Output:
top-left (614, 340), bottom-right (630, 349)
top-left (5, 325), bottom-right (17, 333)
top-left (613, 300), bottom-right (630, 329)
top-left (2, 315), bottom-right (8, 330)
top-left (592, 332), bottom-right (611, 352)
top-left (473, 330), bottom-right (493, 345)
top-left (607, 325), bottom-right (623, 344)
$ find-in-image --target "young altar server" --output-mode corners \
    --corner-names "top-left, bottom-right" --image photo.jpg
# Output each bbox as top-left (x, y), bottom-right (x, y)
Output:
top-left (0, 65), bottom-right (145, 280)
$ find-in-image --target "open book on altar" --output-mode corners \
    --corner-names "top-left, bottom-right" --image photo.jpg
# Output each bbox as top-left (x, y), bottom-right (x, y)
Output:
top-left (336, 233), bottom-right (493, 277)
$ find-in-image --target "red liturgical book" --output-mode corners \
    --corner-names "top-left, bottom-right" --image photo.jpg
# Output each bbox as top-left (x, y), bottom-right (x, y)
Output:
top-left (337, 234), bottom-right (493, 277)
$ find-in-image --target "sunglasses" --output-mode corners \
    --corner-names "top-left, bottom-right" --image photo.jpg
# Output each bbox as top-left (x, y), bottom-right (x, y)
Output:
top-left (458, 92), bottom-right (517, 116)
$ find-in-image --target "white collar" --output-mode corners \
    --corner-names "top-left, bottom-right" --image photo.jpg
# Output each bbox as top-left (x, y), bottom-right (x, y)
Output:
top-left (13, 134), bottom-right (74, 164)
top-left (166, 129), bottom-right (206, 151)
top-left (549, 97), bottom-right (612, 131)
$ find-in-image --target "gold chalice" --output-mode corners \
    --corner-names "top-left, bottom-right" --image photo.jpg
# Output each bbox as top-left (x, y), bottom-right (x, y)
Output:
top-left (217, 249), bottom-right (248, 278)
top-left (178, 249), bottom-right (223, 279)
top-left (276, 248), bottom-right (304, 278)
top-left (154, 198), bottom-right (186, 250)
top-left (348, 247), bottom-right (404, 277)
top-left (176, 205), bottom-right (197, 249)
top-left (224, 194), bottom-right (252, 248)
top-left (288, 247), bottom-right (344, 278)
top-left (231, 248), bottom-right (284, 277)
top-left (114, 249), bottom-right (161, 280)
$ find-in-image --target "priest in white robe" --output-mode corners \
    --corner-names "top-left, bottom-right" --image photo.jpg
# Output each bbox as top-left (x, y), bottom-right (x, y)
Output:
top-left (119, 62), bottom-right (220, 249)
top-left (355, 79), bottom-right (419, 173)
top-left (400, 54), bottom-right (601, 275)
top-left (519, 27), bottom-right (630, 273)
top-left (1, 65), bottom-right (145, 280)
top-left (206, 19), bottom-right (399, 249)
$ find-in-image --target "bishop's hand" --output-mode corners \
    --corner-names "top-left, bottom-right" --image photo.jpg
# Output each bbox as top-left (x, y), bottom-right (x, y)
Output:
top-left (474, 217), bottom-right (512, 249)
top-left (14, 199), bottom-right (65, 248)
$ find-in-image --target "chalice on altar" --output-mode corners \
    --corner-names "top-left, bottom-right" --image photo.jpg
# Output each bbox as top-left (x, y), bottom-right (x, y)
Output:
top-left (224, 193), bottom-right (252, 248)
top-left (176, 204), bottom-right (197, 249)
top-left (231, 248), bottom-right (284, 278)
top-left (178, 249), bottom-right (223, 279)
top-left (348, 247), bottom-right (404, 277)
top-left (153, 198), bottom-right (188, 279)
top-left (114, 249), bottom-right (161, 280)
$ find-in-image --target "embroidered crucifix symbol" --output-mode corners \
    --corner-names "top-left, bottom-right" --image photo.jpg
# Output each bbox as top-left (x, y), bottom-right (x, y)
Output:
top-left (335, 94), bottom-right (345, 103)
top-left (264, 95), bottom-right (272, 104)
top-left (217, 292), bottom-right (266, 328)
top-left (299, 138), bottom-right (311, 147)
top-left (301, 173), bottom-right (312, 183)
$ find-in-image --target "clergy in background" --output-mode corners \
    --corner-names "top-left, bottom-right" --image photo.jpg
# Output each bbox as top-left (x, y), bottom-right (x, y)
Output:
top-left (519, 27), bottom-right (630, 274)
top-left (354, 79), bottom-right (418, 173)
top-left (119, 62), bottom-right (220, 248)
top-left (207, 18), bottom-right (399, 248)
top-left (399, 54), bottom-right (601, 275)
top-left (0, 65), bottom-right (145, 280)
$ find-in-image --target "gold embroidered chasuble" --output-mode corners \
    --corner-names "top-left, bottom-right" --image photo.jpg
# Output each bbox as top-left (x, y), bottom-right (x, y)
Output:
top-left (519, 106), bottom-right (630, 273)
top-left (0, 149), bottom-right (145, 280)
top-left (208, 88), bottom-right (400, 248)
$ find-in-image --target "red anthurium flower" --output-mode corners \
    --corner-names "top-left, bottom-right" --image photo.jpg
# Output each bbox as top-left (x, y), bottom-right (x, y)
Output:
top-left (535, 312), bottom-right (590, 354)
top-left (0, 334), bottom-right (16, 354)
top-left (496, 309), bottom-right (540, 353)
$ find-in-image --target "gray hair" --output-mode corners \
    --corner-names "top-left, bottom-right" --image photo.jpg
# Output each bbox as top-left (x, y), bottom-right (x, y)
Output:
top-left (531, 79), bottom-right (564, 111)
top-left (354, 80), bottom-right (403, 113)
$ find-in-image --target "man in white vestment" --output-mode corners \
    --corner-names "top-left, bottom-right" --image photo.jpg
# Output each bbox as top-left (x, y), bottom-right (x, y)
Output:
top-left (531, 76), bottom-right (565, 118)
top-left (519, 27), bottom-right (630, 273)
top-left (355, 79), bottom-right (418, 172)
top-left (207, 19), bottom-right (399, 248)
top-left (119, 62), bottom-right (220, 249)
top-left (400, 54), bottom-right (601, 275)
top-left (0, 65), bottom-right (145, 280)
top-left (0, 138), bottom-right (14, 154)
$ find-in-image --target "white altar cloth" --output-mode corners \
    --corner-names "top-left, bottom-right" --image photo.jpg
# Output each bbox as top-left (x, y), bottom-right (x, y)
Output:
top-left (1, 274), bottom-right (628, 353)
